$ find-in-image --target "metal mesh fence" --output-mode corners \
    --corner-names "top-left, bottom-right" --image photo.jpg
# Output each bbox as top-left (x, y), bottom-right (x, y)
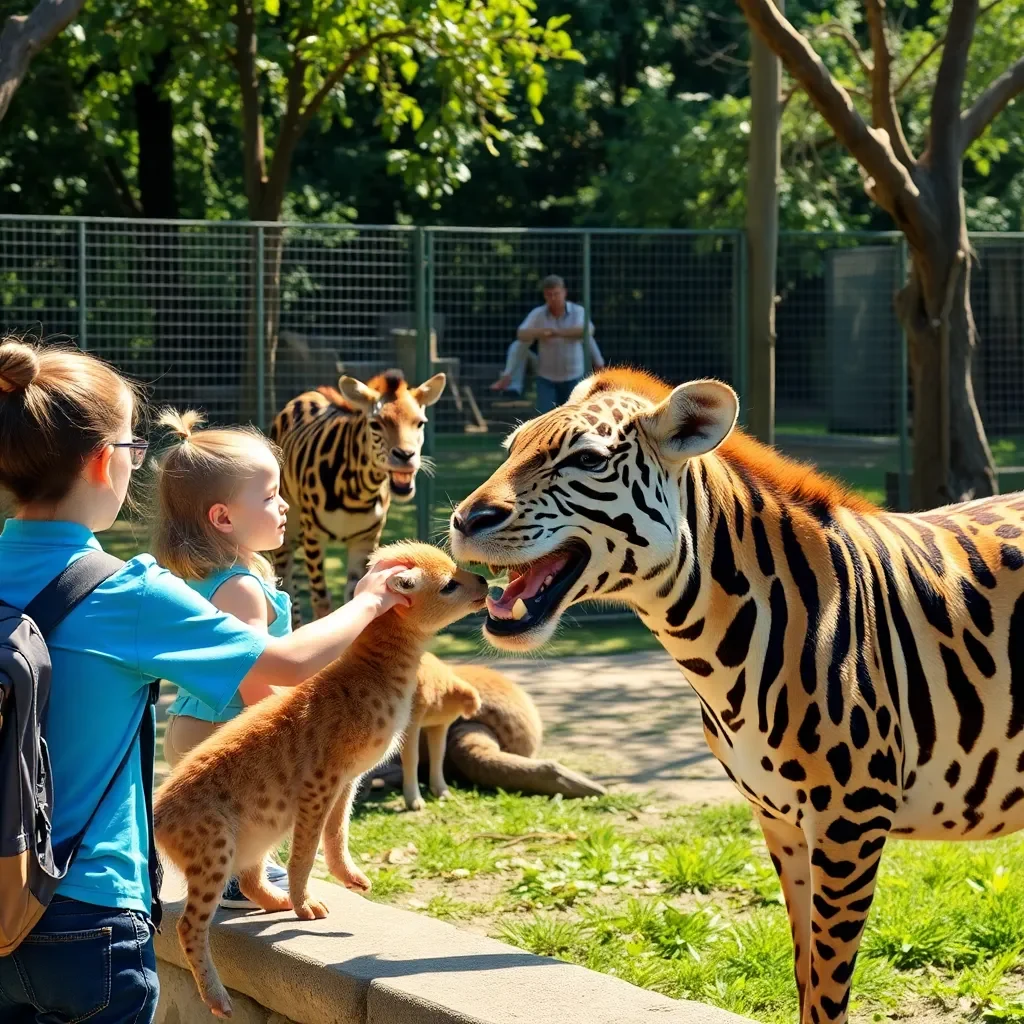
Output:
top-left (4, 215), bottom-right (1024, 519)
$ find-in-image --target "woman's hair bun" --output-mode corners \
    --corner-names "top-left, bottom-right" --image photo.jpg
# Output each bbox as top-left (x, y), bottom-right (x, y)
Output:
top-left (0, 339), bottom-right (41, 395)
top-left (157, 408), bottom-right (205, 442)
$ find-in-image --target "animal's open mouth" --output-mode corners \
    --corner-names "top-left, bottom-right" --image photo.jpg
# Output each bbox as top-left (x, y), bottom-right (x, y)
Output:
top-left (390, 470), bottom-right (415, 496)
top-left (484, 543), bottom-right (589, 636)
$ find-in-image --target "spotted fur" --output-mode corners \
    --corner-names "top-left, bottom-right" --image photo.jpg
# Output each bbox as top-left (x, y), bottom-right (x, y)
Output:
top-left (270, 369), bottom-right (445, 623)
top-left (450, 367), bottom-right (1024, 1024)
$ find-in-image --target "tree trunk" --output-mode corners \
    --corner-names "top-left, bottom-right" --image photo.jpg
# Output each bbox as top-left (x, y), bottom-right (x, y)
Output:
top-left (133, 48), bottom-right (190, 408)
top-left (897, 242), bottom-right (997, 509)
top-left (745, 0), bottom-right (783, 445)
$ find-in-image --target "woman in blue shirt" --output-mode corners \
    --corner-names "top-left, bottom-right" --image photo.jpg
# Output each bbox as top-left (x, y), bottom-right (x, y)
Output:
top-left (0, 338), bottom-right (409, 1024)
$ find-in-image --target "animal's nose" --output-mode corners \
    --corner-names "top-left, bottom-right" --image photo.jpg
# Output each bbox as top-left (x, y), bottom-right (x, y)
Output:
top-left (451, 503), bottom-right (512, 537)
top-left (391, 447), bottom-right (415, 463)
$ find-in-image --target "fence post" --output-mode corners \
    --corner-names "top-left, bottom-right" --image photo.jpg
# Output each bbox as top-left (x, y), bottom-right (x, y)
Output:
top-left (734, 230), bottom-right (748, 424)
top-left (77, 221), bottom-right (88, 351)
top-left (255, 225), bottom-right (266, 429)
top-left (581, 231), bottom-right (593, 376)
top-left (897, 236), bottom-right (910, 511)
top-left (415, 227), bottom-right (434, 543)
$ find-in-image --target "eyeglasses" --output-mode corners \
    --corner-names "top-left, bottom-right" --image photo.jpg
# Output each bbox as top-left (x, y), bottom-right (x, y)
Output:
top-left (111, 439), bottom-right (149, 470)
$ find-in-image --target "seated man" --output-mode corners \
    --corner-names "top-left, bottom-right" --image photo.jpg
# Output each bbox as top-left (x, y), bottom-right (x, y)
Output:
top-left (491, 274), bottom-right (605, 413)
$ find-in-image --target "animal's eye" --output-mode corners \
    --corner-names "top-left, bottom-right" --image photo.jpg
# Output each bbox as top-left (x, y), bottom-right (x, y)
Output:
top-left (440, 579), bottom-right (460, 595)
top-left (369, 421), bottom-right (383, 432)
top-left (565, 450), bottom-right (607, 472)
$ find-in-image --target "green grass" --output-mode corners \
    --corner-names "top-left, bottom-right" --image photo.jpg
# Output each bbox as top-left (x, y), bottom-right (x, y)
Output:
top-left (317, 789), bottom-right (1024, 1023)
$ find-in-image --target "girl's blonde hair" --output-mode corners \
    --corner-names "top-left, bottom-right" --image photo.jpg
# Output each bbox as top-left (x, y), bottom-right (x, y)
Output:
top-left (152, 409), bottom-right (282, 583)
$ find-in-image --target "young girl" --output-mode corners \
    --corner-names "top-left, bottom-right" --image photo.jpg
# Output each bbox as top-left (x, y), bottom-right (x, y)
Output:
top-left (0, 338), bottom-right (408, 1024)
top-left (154, 409), bottom-right (294, 908)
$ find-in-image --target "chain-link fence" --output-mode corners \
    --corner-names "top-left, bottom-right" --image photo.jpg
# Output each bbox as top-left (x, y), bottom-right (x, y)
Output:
top-left (4, 215), bottom-right (1024, 531)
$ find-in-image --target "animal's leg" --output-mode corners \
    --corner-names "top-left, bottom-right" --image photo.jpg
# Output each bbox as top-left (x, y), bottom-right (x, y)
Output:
top-left (425, 723), bottom-right (451, 799)
top-left (343, 529), bottom-right (380, 604)
top-left (174, 828), bottom-right (236, 1018)
top-left (288, 794), bottom-right (334, 919)
top-left (755, 810), bottom-right (811, 1020)
top-left (323, 780), bottom-right (371, 892)
top-left (237, 858), bottom-right (292, 913)
top-left (302, 523), bottom-right (331, 620)
top-left (803, 819), bottom-right (889, 1024)
top-left (401, 719), bottom-right (425, 810)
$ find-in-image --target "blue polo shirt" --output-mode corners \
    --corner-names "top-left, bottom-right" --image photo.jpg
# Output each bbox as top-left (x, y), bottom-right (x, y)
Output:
top-left (0, 519), bottom-right (269, 913)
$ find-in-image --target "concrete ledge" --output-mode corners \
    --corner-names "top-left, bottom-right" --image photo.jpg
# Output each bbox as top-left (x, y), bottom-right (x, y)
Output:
top-left (154, 878), bottom-right (753, 1024)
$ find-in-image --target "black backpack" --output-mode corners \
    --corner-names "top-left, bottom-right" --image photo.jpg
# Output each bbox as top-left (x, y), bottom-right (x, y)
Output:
top-left (0, 551), bottom-right (162, 955)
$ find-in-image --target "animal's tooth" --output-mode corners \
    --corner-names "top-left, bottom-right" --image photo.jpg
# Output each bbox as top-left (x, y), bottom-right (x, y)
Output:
top-left (544, 574), bottom-right (554, 587)
top-left (512, 598), bottom-right (528, 620)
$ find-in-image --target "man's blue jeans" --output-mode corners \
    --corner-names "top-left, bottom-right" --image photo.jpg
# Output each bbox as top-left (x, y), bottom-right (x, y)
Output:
top-left (536, 376), bottom-right (583, 414)
top-left (0, 897), bottom-right (159, 1024)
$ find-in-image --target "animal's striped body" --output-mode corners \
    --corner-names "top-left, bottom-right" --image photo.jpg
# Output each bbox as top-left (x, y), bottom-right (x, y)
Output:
top-left (450, 367), bottom-right (1024, 1024)
top-left (270, 369), bottom-right (444, 623)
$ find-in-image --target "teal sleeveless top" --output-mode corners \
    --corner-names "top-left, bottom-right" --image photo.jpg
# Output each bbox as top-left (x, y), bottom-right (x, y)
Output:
top-left (166, 566), bottom-right (292, 723)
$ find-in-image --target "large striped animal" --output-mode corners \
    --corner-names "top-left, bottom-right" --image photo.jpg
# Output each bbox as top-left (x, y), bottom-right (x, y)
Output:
top-left (449, 366), bottom-right (1024, 1024)
top-left (271, 369), bottom-right (445, 623)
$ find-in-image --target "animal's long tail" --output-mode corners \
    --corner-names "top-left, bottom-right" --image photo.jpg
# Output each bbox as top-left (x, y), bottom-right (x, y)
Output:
top-left (446, 722), bottom-right (606, 798)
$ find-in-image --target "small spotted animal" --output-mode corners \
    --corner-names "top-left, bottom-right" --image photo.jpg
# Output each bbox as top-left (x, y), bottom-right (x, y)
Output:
top-left (270, 369), bottom-right (446, 624)
top-left (400, 651), bottom-right (482, 810)
top-left (451, 366), bottom-right (1024, 1024)
top-left (153, 541), bottom-right (487, 1018)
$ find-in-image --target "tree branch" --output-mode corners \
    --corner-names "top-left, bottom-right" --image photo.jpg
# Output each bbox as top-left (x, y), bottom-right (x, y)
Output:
top-left (0, 0), bottom-right (86, 121)
top-left (736, 0), bottom-right (927, 236)
top-left (895, 0), bottom-right (1006, 97)
top-left (864, 0), bottom-right (915, 168)
top-left (297, 27), bottom-right (420, 131)
top-left (960, 55), bottom-right (1024, 149)
top-left (810, 22), bottom-right (872, 77)
top-left (929, 0), bottom-right (978, 166)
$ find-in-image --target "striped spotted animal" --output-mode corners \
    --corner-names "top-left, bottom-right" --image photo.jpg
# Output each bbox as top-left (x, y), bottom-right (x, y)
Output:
top-left (450, 366), bottom-right (1024, 1024)
top-left (271, 369), bottom-right (445, 623)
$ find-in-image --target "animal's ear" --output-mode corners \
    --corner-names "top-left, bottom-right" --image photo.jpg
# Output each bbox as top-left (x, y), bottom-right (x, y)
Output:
top-left (636, 379), bottom-right (738, 461)
top-left (339, 375), bottom-right (380, 412)
top-left (412, 372), bottom-right (446, 407)
top-left (386, 568), bottom-right (424, 594)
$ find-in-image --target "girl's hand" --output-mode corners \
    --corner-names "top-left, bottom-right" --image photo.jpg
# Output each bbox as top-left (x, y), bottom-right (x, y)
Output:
top-left (354, 563), bottom-right (412, 617)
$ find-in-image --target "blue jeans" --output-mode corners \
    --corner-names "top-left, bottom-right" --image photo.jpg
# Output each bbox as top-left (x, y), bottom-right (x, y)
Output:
top-left (0, 897), bottom-right (159, 1024)
top-left (536, 376), bottom-right (583, 414)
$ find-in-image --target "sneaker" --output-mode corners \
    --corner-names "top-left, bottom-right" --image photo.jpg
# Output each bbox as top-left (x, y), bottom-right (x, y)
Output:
top-left (219, 876), bottom-right (258, 910)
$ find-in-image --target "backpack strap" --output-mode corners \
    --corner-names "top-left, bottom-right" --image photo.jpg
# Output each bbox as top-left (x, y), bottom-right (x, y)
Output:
top-left (26, 552), bottom-right (164, 928)
top-left (25, 551), bottom-right (126, 638)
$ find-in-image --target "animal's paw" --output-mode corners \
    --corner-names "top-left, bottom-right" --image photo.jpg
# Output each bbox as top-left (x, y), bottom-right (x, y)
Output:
top-left (204, 984), bottom-right (233, 1018)
top-left (340, 865), bottom-right (372, 893)
top-left (404, 794), bottom-right (426, 811)
top-left (430, 784), bottom-right (450, 800)
top-left (294, 897), bottom-right (330, 920)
